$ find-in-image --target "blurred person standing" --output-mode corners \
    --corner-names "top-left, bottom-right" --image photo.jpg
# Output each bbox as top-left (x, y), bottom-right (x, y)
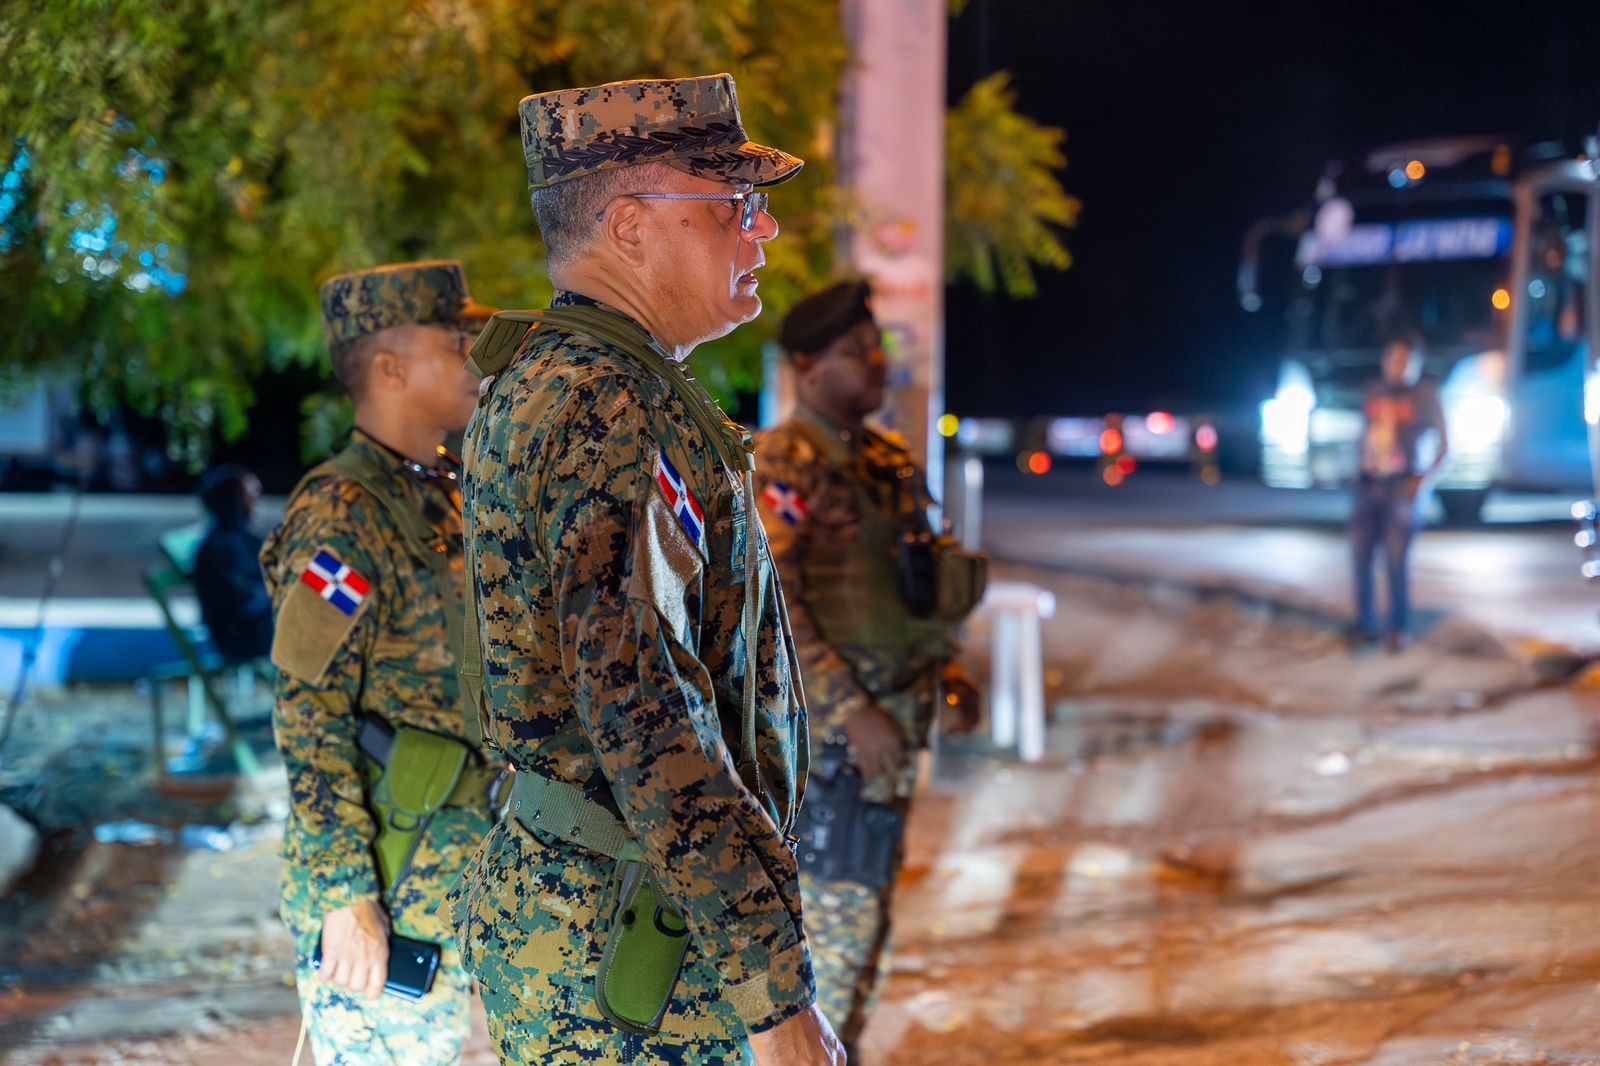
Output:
top-left (260, 261), bottom-right (503, 1064)
top-left (753, 280), bottom-right (984, 1059)
top-left (193, 463), bottom-right (273, 664)
top-left (449, 75), bottom-right (843, 1066)
top-left (1351, 333), bottom-right (1449, 652)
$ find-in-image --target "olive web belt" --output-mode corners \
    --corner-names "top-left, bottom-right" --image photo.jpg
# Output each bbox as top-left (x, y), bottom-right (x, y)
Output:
top-left (508, 770), bottom-right (631, 861)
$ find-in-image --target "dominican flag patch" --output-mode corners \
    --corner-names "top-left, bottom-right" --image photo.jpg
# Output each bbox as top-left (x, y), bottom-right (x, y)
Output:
top-left (761, 481), bottom-right (808, 526)
top-left (654, 451), bottom-right (706, 554)
top-left (299, 549), bottom-right (371, 617)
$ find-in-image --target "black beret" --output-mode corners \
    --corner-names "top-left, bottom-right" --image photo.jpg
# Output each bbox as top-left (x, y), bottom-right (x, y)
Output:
top-left (779, 279), bottom-right (875, 356)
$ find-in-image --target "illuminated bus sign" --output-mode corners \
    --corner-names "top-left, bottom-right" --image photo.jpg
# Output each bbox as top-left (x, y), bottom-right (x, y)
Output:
top-left (1299, 217), bottom-right (1513, 267)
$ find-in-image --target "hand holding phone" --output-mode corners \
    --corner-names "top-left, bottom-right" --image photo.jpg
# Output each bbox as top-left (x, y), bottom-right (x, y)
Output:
top-left (312, 919), bottom-right (442, 1004)
top-left (317, 902), bottom-right (390, 999)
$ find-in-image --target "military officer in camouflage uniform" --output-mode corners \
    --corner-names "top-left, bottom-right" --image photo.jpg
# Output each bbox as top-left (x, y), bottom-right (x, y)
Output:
top-left (262, 260), bottom-right (503, 1064)
top-left (754, 280), bottom-right (982, 1058)
top-left (449, 75), bottom-right (843, 1065)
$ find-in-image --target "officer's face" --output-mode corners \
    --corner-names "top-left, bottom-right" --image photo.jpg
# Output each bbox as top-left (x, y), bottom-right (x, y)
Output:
top-left (399, 324), bottom-right (480, 433)
top-left (807, 320), bottom-right (888, 418)
top-left (638, 172), bottom-right (779, 346)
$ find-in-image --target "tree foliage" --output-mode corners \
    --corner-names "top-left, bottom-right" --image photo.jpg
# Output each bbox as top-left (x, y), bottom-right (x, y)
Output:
top-left (1, 1), bottom-right (1071, 461)
top-left (946, 72), bottom-right (1080, 298)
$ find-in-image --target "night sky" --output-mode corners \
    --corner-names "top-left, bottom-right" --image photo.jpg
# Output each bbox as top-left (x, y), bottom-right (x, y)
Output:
top-left (945, 0), bottom-right (1600, 421)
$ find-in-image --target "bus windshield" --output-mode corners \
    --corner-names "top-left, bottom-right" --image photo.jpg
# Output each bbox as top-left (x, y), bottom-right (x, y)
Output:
top-left (1296, 257), bottom-right (1506, 357)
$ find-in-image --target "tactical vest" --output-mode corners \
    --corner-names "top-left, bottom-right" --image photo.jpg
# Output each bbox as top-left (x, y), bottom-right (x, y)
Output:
top-left (786, 418), bottom-right (952, 731)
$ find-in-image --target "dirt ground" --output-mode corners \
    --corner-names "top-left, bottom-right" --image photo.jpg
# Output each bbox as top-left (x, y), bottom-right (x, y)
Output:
top-left (3, 562), bottom-right (1598, 1064)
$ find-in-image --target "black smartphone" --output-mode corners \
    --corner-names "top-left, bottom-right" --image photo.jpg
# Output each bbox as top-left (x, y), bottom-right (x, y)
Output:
top-left (311, 933), bottom-right (442, 1003)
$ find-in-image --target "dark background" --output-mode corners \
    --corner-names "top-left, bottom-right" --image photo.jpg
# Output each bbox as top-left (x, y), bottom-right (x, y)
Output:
top-left (945, 0), bottom-right (1600, 421)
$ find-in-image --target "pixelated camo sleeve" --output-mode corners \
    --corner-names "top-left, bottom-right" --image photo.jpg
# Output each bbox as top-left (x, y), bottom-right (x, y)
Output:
top-left (263, 481), bottom-right (385, 913)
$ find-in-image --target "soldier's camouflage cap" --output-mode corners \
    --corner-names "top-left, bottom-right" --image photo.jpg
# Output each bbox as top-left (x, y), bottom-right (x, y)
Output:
top-left (519, 73), bottom-right (804, 193)
top-left (319, 260), bottom-right (496, 348)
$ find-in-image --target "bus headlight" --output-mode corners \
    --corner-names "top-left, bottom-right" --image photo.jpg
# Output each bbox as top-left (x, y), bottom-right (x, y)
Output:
top-left (1261, 381), bottom-right (1313, 454)
top-left (1449, 394), bottom-right (1508, 449)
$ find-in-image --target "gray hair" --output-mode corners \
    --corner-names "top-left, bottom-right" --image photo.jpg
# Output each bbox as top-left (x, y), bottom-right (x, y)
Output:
top-left (531, 163), bottom-right (674, 265)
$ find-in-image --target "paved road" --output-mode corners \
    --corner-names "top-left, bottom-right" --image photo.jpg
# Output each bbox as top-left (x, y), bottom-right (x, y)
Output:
top-left (1, 471), bottom-right (1595, 687)
top-left (977, 468), bottom-right (1600, 654)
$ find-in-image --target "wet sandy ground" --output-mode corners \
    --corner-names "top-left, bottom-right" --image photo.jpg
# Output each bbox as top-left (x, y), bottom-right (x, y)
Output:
top-left (863, 566), bottom-right (1600, 1064)
top-left (4, 563), bottom-right (1599, 1063)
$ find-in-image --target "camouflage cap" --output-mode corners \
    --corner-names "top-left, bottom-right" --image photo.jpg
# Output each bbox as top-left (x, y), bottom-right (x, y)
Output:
top-left (319, 260), bottom-right (496, 347)
top-left (519, 73), bottom-right (803, 193)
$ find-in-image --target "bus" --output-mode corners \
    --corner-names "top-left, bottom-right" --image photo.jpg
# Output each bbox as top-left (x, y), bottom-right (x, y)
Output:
top-left (1239, 136), bottom-right (1598, 523)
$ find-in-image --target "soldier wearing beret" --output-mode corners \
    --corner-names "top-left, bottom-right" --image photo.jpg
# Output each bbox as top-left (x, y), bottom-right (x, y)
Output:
top-left (261, 260), bottom-right (504, 1064)
top-left (754, 280), bottom-right (983, 1059)
top-left (449, 75), bottom-right (843, 1064)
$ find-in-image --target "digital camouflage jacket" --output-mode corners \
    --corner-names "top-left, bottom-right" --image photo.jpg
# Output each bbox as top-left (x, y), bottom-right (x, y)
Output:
top-left (261, 430), bottom-right (495, 942)
top-left (454, 298), bottom-right (815, 1036)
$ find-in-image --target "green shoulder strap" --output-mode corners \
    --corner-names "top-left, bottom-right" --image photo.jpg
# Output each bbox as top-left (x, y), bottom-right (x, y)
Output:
top-left (304, 446), bottom-right (482, 748)
top-left (467, 307), bottom-right (766, 804)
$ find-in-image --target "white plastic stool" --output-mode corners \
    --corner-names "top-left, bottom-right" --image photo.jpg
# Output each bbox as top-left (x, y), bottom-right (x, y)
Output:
top-left (982, 581), bottom-right (1056, 762)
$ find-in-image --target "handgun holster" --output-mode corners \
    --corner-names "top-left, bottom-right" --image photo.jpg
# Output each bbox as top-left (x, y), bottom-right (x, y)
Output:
top-left (594, 842), bottom-right (691, 1034)
top-left (368, 726), bottom-right (469, 893)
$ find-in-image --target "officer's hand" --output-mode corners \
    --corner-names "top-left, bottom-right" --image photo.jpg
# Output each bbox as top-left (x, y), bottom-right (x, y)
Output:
top-left (748, 1003), bottom-right (847, 1065)
top-left (842, 705), bottom-right (906, 783)
top-left (320, 900), bottom-right (390, 1000)
top-left (938, 664), bottom-right (982, 735)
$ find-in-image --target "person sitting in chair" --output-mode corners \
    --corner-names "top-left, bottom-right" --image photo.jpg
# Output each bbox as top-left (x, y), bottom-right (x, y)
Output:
top-left (193, 463), bottom-right (274, 663)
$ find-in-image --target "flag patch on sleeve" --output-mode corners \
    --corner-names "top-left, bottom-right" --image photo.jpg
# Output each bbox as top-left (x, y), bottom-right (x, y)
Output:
top-left (654, 450), bottom-right (706, 554)
top-left (761, 481), bottom-right (808, 526)
top-left (299, 549), bottom-right (371, 617)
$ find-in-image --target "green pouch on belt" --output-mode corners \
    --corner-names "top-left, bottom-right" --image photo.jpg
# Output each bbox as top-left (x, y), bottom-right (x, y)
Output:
top-left (367, 725), bottom-right (469, 893)
top-left (594, 843), bottom-right (691, 1034)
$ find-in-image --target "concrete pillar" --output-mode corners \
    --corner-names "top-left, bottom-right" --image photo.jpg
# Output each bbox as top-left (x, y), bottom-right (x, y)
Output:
top-left (839, 0), bottom-right (949, 498)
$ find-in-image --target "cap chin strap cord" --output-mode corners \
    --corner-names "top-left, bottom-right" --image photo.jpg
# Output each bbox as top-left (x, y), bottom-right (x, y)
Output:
top-left (290, 1008), bottom-right (310, 1066)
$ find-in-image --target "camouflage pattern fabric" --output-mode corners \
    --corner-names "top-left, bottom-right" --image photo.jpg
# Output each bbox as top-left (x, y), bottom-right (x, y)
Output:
top-left (320, 260), bottom-right (494, 347)
top-left (261, 430), bottom-right (498, 1059)
top-left (519, 74), bottom-right (802, 192)
top-left (291, 924), bottom-right (473, 1066)
top-left (753, 404), bottom-right (961, 1043)
top-left (450, 296), bottom-right (814, 1062)
top-left (798, 870), bottom-right (895, 1048)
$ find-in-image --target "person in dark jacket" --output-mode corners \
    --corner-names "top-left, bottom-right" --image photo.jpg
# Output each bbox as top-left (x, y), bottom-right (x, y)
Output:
top-left (193, 463), bottom-right (274, 663)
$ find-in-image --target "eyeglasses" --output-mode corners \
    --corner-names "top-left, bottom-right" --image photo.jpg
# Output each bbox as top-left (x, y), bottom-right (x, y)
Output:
top-left (595, 190), bottom-right (770, 232)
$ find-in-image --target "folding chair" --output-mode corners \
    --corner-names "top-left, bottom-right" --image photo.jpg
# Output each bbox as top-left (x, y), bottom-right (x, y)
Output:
top-left (142, 523), bottom-right (261, 776)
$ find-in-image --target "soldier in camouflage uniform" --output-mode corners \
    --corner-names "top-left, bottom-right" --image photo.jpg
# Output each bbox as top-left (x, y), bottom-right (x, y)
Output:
top-left (448, 75), bottom-right (843, 1065)
top-left (261, 260), bottom-right (503, 1065)
top-left (754, 281), bottom-right (982, 1058)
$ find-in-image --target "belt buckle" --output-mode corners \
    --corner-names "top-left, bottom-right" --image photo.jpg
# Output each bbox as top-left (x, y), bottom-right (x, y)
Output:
top-left (487, 769), bottom-right (512, 817)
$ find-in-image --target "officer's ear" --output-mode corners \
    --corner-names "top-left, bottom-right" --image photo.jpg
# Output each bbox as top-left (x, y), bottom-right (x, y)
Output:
top-left (364, 325), bottom-right (421, 395)
top-left (789, 350), bottom-right (820, 374)
top-left (366, 348), bottom-right (405, 394)
top-left (600, 197), bottom-right (647, 267)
